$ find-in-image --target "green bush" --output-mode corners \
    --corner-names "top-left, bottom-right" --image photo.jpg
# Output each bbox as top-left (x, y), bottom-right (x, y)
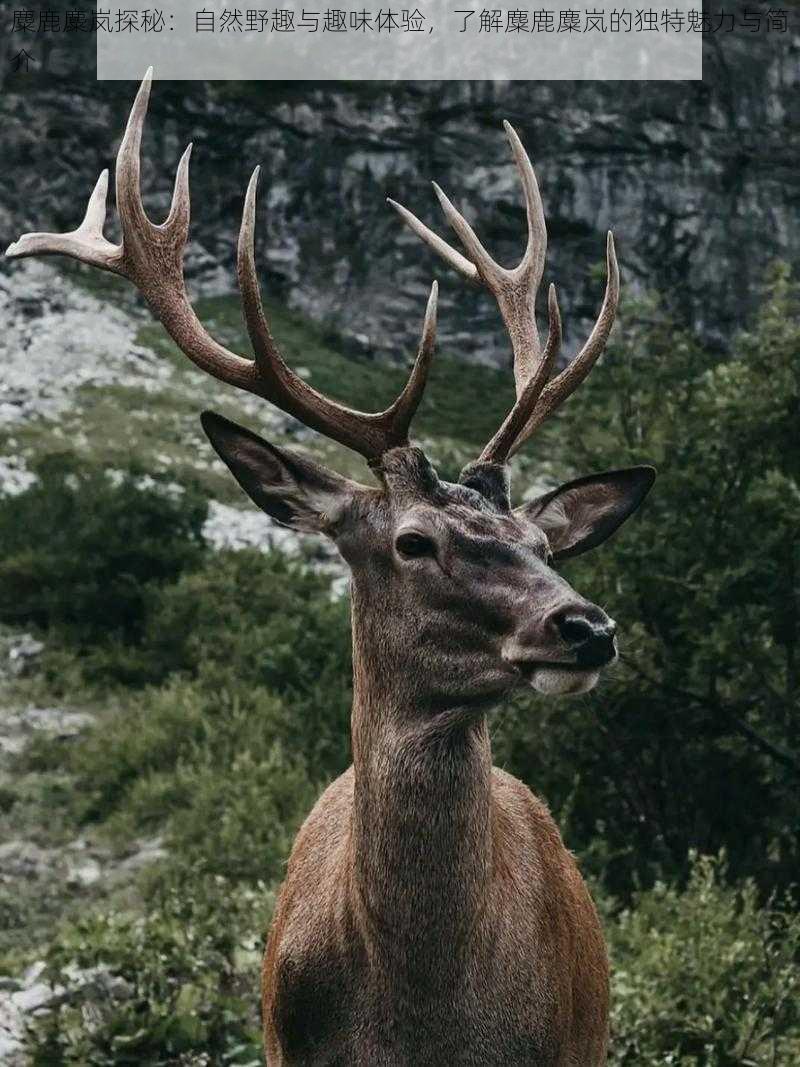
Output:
top-left (28, 869), bottom-right (267, 1066)
top-left (55, 679), bottom-right (217, 826)
top-left (168, 743), bottom-right (317, 882)
top-left (608, 853), bottom-right (800, 1065)
top-left (52, 678), bottom-right (316, 862)
top-left (142, 549), bottom-right (353, 777)
top-left (0, 455), bottom-right (207, 645)
top-left (498, 267), bottom-right (800, 898)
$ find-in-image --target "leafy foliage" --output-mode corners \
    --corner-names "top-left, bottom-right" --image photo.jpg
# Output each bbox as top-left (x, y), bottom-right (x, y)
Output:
top-left (5, 270), bottom-right (800, 1062)
top-left (496, 266), bottom-right (800, 897)
top-left (0, 455), bottom-right (207, 646)
top-left (60, 678), bottom-right (318, 882)
top-left (608, 854), bottom-right (800, 1065)
top-left (29, 870), bottom-right (266, 1066)
top-left (142, 550), bottom-right (352, 777)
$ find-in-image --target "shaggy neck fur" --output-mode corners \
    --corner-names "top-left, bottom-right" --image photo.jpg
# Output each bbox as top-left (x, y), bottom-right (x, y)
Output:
top-left (348, 580), bottom-right (493, 993)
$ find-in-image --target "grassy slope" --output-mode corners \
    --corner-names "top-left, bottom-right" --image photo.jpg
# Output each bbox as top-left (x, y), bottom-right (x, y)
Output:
top-left (0, 276), bottom-right (536, 976)
top-left (5, 272), bottom-right (800, 1065)
top-left (6, 263), bottom-right (539, 496)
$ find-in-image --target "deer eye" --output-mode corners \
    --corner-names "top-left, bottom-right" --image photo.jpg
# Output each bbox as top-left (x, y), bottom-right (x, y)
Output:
top-left (395, 531), bottom-right (436, 560)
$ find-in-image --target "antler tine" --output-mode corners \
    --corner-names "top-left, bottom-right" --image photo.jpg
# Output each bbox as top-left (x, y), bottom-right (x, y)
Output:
top-left (116, 67), bottom-right (156, 239)
top-left (238, 166), bottom-right (283, 373)
top-left (507, 232), bottom-right (620, 457)
top-left (502, 121), bottom-right (547, 289)
top-left (5, 168), bottom-right (122, 271)
top-left (382, 280), bottom-right (438, 441)
top-left (390, 122), bottom-right (551, 403)
top-left (387, 198), bottom-right (477, 284)
top-left (431, 182), bottom-right (503, 287)
top-left (237, 168), bottom-right (437, 458)
top-left (6, 71), bottom-right (440, 465)
top-left (479, 284), bottom-right (561, 464)
top-left (163, 143), bottom-right (193, 236)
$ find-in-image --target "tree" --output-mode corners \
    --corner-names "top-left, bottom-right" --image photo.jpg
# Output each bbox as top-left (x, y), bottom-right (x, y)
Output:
top-left (494, 265), bottom-right (800, 897)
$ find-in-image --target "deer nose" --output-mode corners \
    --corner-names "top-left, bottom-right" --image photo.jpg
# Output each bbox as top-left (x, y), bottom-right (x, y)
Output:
top-left (553, 607), bottom-right (617, 668)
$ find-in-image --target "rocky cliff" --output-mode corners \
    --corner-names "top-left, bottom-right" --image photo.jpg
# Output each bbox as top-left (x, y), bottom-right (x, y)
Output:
top-left (1, 2), bottom-right (798, 366)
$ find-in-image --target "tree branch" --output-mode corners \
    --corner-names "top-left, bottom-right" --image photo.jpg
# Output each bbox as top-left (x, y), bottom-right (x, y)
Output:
top-left (619, 655), bottom-right (800, 779)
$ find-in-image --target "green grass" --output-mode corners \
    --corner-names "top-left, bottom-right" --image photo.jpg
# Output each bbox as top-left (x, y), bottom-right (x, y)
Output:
top-left (7, 259), bottom-right (544, 495)
top-left (185, 295), bottom-right (516, 442)
top-left (139, 291), bottom-right (524, 483)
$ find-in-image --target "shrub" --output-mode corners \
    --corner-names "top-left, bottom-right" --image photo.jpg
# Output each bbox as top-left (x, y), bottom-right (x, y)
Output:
top-left (168, 744), bottom-right (317, 882)
top-left (608, 853), bottom-right (800, 1065)
top-left (142, 549), bottom-right (353, 777)
top-left (0, 455), bottom-right (207, 645)
top-left (55, 678), bottom-right (317, 852)
top-left (27, 869), bottom-right (267, 1066)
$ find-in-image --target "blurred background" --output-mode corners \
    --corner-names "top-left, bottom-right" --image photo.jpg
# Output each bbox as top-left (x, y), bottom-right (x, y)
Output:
top-left (0, 2), bottom-right (799, 1064)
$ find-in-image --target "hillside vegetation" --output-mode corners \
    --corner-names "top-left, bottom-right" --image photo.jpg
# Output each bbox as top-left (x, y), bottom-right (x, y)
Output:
top-left (0, 266), bottom-right (798, 1065)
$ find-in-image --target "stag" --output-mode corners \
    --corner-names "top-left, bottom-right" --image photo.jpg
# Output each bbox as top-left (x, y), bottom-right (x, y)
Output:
top-left (7, 72), bottom-right (654, 1066)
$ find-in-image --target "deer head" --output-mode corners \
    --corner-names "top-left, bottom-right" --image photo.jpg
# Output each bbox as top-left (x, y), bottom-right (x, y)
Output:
top-left (6, 71), bottom-right (654, 704)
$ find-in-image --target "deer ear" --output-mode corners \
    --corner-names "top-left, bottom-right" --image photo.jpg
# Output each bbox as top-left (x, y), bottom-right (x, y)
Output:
top-left (200, 411), bottom-right (358, 535)
top-left (518, 466), bottom-right (656, 561)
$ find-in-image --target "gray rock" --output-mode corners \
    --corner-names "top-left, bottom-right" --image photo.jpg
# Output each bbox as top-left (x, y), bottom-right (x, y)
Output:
top-left (2, 24), bottom-right (797, 371)
top-left (0, 457), bottom-right (36, 498)
top-left (0, 633), bottom-right (44, 682)
top-left (201, 499), bottom-right (346, 585)
top-left (0, 840), bottom-right (54, 880)
top-left (0, 1007), bottom-right (26, 1065)
top-left (0, 735), bottom-right (26, 757)
top-left (0, 704), bottom-right (95, 763)
top-left (66, 857), bottom-right (103, 888)
top-left (116, 836), bottom-right (168, 875)
top-left (21, 963), bottom-right (46, 987)
top-left (0, 959), bottom-right (135, 1063)
top-left (23, 708), bottom-right (94, 739)
top-left (0, 260), bottom-right (172, 431)
top-left (12, 981), bottom-right (62, 1014)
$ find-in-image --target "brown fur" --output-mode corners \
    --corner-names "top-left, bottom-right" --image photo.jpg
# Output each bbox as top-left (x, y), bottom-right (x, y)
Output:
top-left (261, 602), bottom-right (609, 1066)
top-left (262, 760), bottom-right (608, 1067)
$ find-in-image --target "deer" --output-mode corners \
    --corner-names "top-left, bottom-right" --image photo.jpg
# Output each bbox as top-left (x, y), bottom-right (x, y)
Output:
top-left (7, 71), bottom-right (655, 1067)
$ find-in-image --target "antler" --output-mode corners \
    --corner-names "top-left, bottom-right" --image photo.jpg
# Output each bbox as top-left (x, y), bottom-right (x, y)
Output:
top-left (5, 69), bottom-right (437, 465)
top-left (388, 121), bottom-right (619, 464)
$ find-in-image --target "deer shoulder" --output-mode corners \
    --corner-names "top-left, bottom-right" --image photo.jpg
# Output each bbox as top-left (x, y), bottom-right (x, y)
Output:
top-left (262, 770), bottom-right (362, 1066)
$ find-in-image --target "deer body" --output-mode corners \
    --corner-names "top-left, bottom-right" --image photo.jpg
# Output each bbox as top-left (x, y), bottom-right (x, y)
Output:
top-left (262, 508), bottom-right (610, 1066)
top-left (263, 722), bottom-right (608, 1067)
top-left (7, 72), bottom-right (655, 1067)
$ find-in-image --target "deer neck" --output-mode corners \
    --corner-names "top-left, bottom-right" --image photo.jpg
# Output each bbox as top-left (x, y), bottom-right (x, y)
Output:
top-left (348, 585), bottom-right (494, 978)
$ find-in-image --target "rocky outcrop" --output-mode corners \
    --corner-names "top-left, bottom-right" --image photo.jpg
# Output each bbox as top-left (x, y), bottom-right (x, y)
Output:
top-left (0, 961), bottom-right (133, 1065)
top-left (1, 7), bottom-right (797, 369)
top-left (0, 260), bottom-right (170, 429)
